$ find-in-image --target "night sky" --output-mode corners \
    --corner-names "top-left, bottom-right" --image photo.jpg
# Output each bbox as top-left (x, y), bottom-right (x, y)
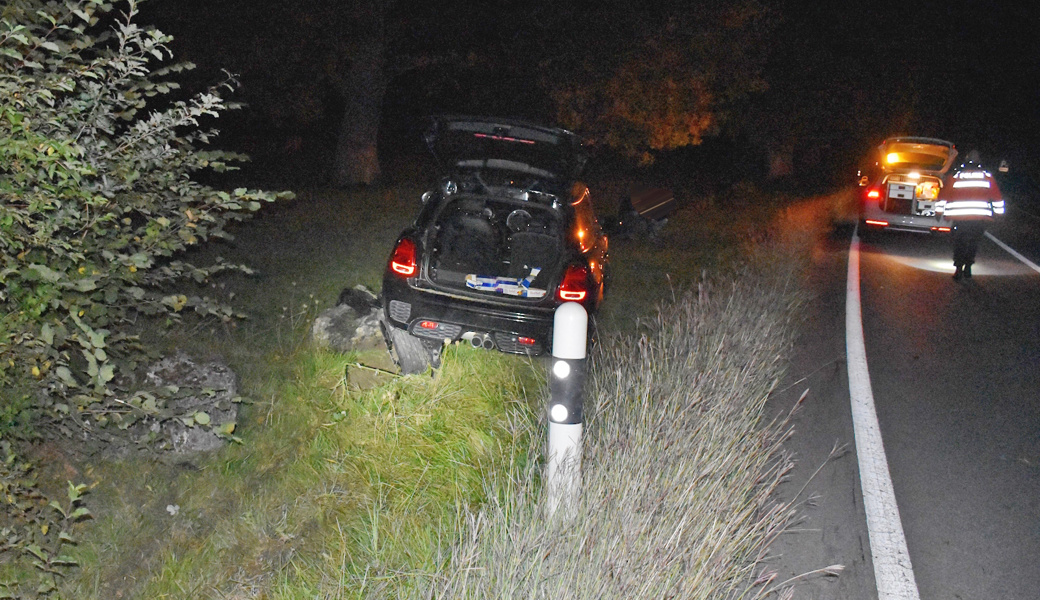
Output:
top-left (140, 0), bottom-right (1040, 184)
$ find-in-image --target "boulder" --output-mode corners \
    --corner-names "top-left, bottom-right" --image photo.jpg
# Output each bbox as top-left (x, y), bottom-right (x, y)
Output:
top-left (145, 352), bottom-right (239, 454)
top-left (311, 285), bottom-right (385, 353)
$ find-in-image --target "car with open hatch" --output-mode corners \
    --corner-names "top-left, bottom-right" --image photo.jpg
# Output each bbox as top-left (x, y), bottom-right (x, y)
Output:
top-left (380, 115), bottom-right (609, 374)
top-left (858, 136), bottom-right (960, 236)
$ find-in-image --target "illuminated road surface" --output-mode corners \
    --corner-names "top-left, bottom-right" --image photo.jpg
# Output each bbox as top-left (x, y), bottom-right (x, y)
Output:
top-left (767, 212), bottom-right (1040, 600)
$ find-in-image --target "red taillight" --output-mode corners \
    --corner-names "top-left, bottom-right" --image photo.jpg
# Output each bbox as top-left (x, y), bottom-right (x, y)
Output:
top-left (518, 336), bottom-right (536, 346)
top-left (419, 320), bottom-right (438, 329)
top-left (864, 219), bottom-right (888, 227)
top-left (557, 264), bottom-right (589, 302)
top-left (866, 189), bottom-right (880, 199)
top-left (389, 238), bottom-right (417, 277)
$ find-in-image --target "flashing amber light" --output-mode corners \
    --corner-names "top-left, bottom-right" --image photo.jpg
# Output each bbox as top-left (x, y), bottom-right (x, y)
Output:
top-left (886, 152), bottom-right (900, 164)
top-left (867, 189), bottom-right (880, 199)
top-left (389, 238), bottom-right (417, 276)
top-left (419, 320), bottom-right (438, 329)
top-left (517, 336), bottom-right (536, 346)
top-left (557, 264), bottom-right (589, 302)
top-left (865, 220), bottom-right (889, 227)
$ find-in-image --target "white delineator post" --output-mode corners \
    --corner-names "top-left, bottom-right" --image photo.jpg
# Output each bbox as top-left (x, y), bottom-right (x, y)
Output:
top-left (546, 302), bottom-right (587, 518)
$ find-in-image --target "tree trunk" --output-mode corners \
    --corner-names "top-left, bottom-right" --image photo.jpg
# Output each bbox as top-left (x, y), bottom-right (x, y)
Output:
top-left (332, 6), bottom-right (386, 186)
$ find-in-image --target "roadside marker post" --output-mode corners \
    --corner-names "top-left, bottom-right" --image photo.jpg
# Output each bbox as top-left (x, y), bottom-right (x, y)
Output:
top-left (546, 302), bottom-right (587, 518)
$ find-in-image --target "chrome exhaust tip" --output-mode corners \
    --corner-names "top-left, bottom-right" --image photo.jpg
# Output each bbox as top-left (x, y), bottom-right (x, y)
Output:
top-left (464, 332), bottom-right (496, 350)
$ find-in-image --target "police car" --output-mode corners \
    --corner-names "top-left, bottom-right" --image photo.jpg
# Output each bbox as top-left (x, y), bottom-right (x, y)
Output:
top-left (858, 137), bottom-right (960, 236)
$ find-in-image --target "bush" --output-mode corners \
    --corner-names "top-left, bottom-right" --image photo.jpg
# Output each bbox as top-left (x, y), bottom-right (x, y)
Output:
top-left (0, 0), bottom-right (289, 440)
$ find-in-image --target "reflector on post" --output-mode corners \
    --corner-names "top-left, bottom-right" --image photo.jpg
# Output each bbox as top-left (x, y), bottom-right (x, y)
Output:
top-left (547, 302), bottom-right (587, 518)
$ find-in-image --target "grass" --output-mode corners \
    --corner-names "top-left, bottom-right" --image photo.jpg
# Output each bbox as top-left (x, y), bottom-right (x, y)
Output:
top-left (47, 181), bottom-right (843, 598)
top-left (366, 195), bottom-right (838, 599)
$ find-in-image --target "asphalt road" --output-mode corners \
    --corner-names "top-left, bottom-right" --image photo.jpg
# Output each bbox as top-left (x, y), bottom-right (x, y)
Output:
top-left (766, 208), bottom-right (1040, 599)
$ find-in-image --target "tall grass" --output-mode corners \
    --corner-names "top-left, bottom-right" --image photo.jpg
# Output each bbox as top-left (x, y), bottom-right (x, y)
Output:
top-left (364, 197), bottom-right (835, 599)
top-left (56, 183), bottom-right (840, 598)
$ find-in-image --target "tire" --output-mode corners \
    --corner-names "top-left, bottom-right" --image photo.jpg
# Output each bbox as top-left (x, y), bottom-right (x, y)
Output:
top-left (381, 318), bottom-right (439, 375)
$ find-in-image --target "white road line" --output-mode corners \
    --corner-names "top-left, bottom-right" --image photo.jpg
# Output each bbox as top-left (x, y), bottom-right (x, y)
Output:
top-left (985, 231), bottom-right (1040, 275)
top-left (846, 230), bottom-right (921, 600)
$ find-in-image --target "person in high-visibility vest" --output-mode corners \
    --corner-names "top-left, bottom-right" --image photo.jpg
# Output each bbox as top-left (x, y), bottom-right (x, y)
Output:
top-left (936, 160), bottom-right (1005, 280)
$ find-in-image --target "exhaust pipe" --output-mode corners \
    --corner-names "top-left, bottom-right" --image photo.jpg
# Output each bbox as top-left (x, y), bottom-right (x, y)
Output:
top-left (466, 332), bottom-right (496, 350)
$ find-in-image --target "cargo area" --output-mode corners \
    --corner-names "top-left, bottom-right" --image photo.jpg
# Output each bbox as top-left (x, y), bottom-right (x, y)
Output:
top-left (428, 194), bottom-right (564, 297)
top-left (882, 174), bottom-right (943, 216)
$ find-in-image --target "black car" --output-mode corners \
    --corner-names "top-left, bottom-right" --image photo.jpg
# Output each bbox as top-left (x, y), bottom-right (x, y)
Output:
top-left (380, 116), bottom-right (610, 373)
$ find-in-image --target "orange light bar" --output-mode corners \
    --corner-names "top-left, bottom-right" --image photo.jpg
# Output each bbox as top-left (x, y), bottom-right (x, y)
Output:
top-left (930, 226), bottom-right (951, 232)
top-left (865, 220), bottom-right (888, 227)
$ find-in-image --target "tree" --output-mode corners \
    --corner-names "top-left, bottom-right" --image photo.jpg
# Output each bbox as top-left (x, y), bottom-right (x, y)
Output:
top-left (541, 1), bottom-right (775, 164)
top-left (330, 0), bottom-right (388, 186)
top-left (0, 0), bottom-right (289, 440)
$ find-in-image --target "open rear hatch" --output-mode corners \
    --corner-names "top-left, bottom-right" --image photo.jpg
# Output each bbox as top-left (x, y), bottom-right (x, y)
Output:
top-left (426, 194), bottom-right (564, 300)
top-left (878, 137), bottom-right (957, 174)
top-left (425, 116), bottom-right (586, 182)
top-left (875, 137), bottom-right (957, 217)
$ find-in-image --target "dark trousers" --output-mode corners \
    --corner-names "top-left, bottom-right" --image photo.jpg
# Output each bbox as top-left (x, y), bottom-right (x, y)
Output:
top-left (951, 221), bottom-right (986, 268)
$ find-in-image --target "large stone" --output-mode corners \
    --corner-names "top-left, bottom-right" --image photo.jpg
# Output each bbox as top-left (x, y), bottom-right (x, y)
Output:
top-left (311, 285), bottom-right (385, 353)
top-left (145, 352), bottom-right (239, 454)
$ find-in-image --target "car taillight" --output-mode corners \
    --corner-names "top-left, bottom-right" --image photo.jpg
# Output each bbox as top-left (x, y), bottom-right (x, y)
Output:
top-left (866, 189), bottom-right (880, 199)
top-left (557, 264), bottom-right (589, 302)
top-left (389, 238), bottom-right (417, 277)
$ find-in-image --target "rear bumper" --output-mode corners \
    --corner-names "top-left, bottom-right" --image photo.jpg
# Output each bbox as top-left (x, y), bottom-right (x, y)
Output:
top-left (862, 202), bottom-right (952, 233)
top-left (382, 275), bottom-right (555, 355)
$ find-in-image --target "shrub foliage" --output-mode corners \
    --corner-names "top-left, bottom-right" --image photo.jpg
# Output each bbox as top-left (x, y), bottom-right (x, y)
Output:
top-left (0, 0), bottom-right (289, 438)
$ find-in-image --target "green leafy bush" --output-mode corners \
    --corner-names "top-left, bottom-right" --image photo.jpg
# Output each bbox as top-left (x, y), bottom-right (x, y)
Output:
top-left (0, 441), bottom-right (91, 599)
top-left (0, 0), bottom-right (290, 438)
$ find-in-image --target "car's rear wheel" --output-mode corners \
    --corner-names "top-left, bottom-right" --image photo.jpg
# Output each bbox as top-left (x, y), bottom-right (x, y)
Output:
top-left (381, 317), bottom-right (439, 375)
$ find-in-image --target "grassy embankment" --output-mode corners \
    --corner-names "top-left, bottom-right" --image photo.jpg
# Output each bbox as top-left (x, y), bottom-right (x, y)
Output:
top-left (54, 182), bottom-right (843, 598)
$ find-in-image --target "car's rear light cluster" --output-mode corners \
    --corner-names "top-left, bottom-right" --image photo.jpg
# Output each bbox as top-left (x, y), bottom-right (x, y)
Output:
top-left (864, 219), bottom-right (888, 227)
top-left (388, 237), bottom-right (417, 277)
top-left (557, 264), bottom-right (589, 302)
top-left (494, 332), bottom-right (541, 354)
top-left (410, 320), bottom-right (462, 341)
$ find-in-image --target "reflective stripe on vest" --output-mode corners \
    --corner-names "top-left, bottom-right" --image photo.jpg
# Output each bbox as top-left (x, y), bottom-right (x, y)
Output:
top-left (942, 199), bottom-right (994, 218)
